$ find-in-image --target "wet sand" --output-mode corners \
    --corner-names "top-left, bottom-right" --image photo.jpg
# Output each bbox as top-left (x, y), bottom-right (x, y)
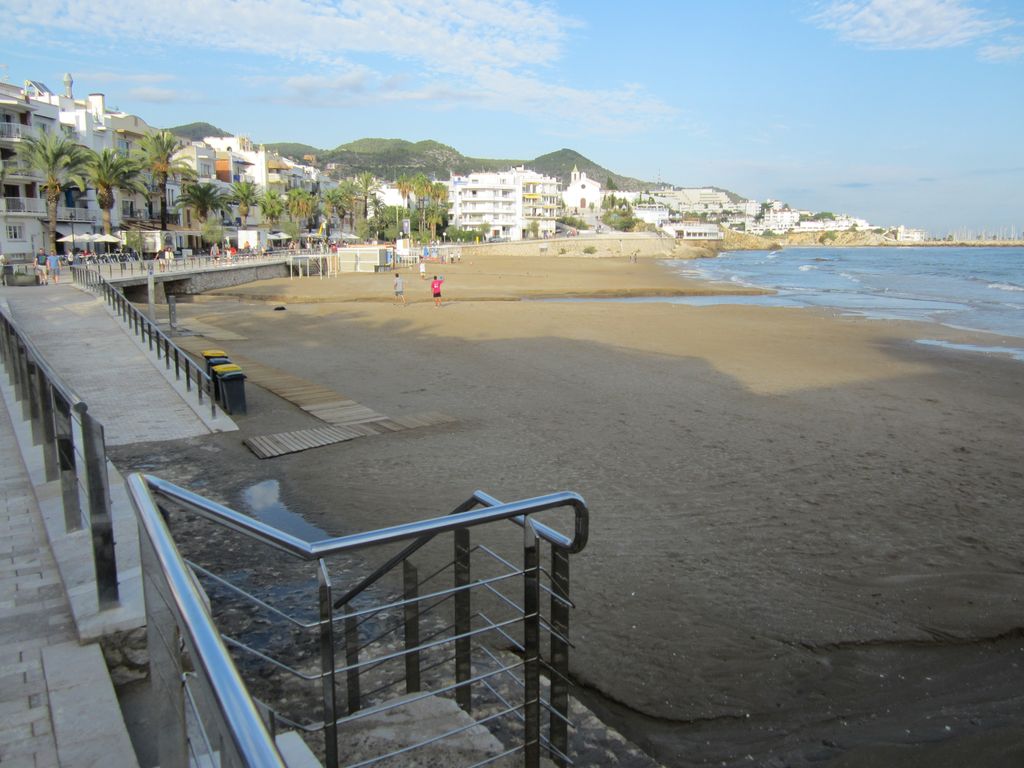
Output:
top-left (117, 247), bottom-right (1024, 766)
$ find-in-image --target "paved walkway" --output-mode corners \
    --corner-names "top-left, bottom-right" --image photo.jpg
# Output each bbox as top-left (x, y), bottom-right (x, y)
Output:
top-left (0, 280), bottom-right (220, 766)
top-left (0, 376), bottom-right (75, 767)
top-left (2, 283), bottom-right (213, 445)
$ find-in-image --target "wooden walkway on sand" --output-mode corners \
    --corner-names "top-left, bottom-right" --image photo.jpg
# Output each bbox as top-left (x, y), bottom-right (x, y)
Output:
top-left (174, 338), bottom-right (452, 458)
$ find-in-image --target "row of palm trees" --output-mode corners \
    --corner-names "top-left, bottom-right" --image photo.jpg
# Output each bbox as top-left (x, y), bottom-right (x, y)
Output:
top-left (16, 127), bottom-right (453, 254)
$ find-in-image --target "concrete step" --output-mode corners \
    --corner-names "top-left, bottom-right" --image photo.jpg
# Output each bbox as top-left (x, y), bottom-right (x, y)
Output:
top-left (42, 641), bottom-right (139, 767)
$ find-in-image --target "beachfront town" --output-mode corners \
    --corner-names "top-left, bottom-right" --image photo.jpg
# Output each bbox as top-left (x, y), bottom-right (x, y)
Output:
top-left (0, 74), bottom-right (929, 262)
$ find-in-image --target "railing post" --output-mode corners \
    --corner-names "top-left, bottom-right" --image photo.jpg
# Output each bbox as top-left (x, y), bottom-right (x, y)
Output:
top-left (317, 560), bottom-right (339, 768)
top-left (73, 404), bottom-right (119, 608)
top-left (402, 560), bottom-right (421, 693)
top-left (344, 605), bottom-right (361, 714)
top-left (454, 528), bottom-right (472, 713)
top-left (523, 522), bottom-right (541, 768)
top-left (549, 547), bottom-right (571, 766)
top-left (34, 372), bottom-right (58, 482)
top-left (53, 395), bottom-right (83, 532)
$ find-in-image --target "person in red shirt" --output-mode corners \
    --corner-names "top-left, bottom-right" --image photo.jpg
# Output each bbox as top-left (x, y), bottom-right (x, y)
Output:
top-left (431, 275), bottom-right (444, 308)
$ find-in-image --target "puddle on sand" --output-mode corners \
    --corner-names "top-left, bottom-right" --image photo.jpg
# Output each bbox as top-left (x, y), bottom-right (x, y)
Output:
top-left (241, 479), bottom-right (326, 542)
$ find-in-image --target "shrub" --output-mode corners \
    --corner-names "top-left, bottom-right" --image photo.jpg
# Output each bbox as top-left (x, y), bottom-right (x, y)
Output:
top-left (583, 245), bottom-right (597, 255)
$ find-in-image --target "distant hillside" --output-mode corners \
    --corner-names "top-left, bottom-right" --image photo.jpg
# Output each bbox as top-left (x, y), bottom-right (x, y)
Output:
top-left (166, 121), bottom-right (231, 142)
top-left (167, 125), bottom-right (662, 191)
top-left (267, 138), bottom-right (655, 190)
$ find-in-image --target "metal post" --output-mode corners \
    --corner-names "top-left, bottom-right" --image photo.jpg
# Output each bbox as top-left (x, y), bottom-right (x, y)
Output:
top-left (168, 294), bottom-right (177, 329)
top-left (549, 548), bottom-right (571, 766)
top-left (344, 605), bottom-right (361, 714)
top-left (74, 405), bottom-right (119, 607)
top-left (26, 359), bottom-right (43, 444)
top-left (454, 528), bottom-right (472, 712)
top-left (35, 373), bottom-right (58, 482)
top-left (523, 522), bottom-right (541, 768)
top-left (53, 395), bottom-right (82, 532)
top-left (403, 560), bottom-right (421, 693)
top-left (317, 560), bottom-right (339, 768)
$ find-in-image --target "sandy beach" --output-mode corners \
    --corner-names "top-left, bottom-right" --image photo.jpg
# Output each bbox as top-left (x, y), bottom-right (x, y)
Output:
top-left (113, 244), bottom-right (1024, 766)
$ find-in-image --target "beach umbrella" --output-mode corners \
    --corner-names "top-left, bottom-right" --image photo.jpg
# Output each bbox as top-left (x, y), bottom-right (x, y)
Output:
top-left (93, 233), bottom-right (121, 243)
top-left (267, 232), bottom-right (291, 241)
top-left (56, 234), bottom-right (78, 243)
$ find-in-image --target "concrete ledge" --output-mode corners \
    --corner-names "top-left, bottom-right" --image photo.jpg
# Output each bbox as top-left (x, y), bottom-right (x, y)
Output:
top-left (0, 373), bottom-right (145, 642)
top-left (43, 641), bottom-right (140, 768)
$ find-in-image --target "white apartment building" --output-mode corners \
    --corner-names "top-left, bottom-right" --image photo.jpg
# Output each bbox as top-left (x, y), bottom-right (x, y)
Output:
top-left (201, 135), bottom-right (325, 195)
top-left (448, 167), bottom-right (560, 241)
top-left (1, 75), bottom-right (167, 259)
top-left (896, 225), bottom-right (926, 242)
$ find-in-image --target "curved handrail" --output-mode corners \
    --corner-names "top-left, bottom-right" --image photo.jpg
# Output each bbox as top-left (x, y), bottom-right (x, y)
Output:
top-left (127, 474), bottom-right (286, 767)
top-left (135, 473), bottom-right (589, 560)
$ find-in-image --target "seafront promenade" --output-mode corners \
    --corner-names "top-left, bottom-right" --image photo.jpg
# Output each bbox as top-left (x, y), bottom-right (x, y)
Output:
top-left (0, 281), bottom-right (220, 767)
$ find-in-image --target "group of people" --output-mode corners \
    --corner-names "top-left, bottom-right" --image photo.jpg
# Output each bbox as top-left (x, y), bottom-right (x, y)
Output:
top-left (393, 270), bottom-right (445, 307)
top-left (34, 249), bottom-right (62, 285)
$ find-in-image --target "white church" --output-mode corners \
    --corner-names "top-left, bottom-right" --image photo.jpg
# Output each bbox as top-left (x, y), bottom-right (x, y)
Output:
top-left (561, 166), bottom-right (603, 213)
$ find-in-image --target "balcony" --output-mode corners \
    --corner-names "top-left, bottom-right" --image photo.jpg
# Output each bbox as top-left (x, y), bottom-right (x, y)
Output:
top-left (1, 160), bottom-right (42, 179)
top-left (0, 197), bottom-right (98, 223)
top-left (0, 123), bottom-right (39, 142)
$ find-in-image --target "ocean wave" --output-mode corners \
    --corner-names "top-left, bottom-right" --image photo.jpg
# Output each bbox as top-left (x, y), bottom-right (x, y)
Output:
top-left (988, 282), bottom-right (1024, 292)
top-left (798, 264), bottom-right (816, 272)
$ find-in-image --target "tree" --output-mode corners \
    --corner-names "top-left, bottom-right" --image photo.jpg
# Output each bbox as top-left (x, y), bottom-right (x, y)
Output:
top-left (258, 190), bottom-right (285, 228)
top-left (528, 220), bottom-right (540, 239)
top-left (411, 174), bottom-right (432, 237)
top-left (321, 187), bottom-right (350, 238)
top-left (395, 174), bottom-right (413, 234)
top-left (16, 131), bottom-right (90, 253)
top-left (354, 172), bottom-right (381, 224)
top-left (286, 188), bottom-right (316, 230)
top-left (86, 149), bottom-right (147, 236)
top-left (231, 180), bottom-right (259, 225)
top-left (176, 182), bottom-right (230, 224)
top-left (135, 130), bottom-right (193, 231)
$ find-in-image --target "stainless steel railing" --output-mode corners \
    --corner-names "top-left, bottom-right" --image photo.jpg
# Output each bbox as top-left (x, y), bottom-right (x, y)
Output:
top-left (129, 473), bottom-right (589, 767)
top-left (71, 265), bottom-right (220, 419)
top-left (0, 304), bottom-right (120, 607)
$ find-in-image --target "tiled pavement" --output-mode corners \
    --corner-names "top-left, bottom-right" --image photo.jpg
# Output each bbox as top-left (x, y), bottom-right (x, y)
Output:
top-left (0, 379), bottom-right (74, 767)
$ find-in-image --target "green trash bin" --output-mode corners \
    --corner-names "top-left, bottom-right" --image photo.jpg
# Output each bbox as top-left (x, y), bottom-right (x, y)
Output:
top-left (212, 363), bottom-right (247, 414)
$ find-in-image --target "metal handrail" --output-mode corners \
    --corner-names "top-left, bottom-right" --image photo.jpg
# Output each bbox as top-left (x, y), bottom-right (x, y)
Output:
top-left (139, 474), bottom-right (588, 560)
top-left (128, 474), bottom-right (286, 767)
top-left (0, 304), bottom-right (87, 411)
top-left (71, 267), bottom-right (219, 418)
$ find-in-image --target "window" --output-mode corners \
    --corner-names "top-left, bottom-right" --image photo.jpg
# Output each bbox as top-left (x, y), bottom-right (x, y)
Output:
top-left (6, 224), bottom-right (25, 240)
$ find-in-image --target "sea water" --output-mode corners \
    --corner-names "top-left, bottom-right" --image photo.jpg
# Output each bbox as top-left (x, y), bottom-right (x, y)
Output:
top-left (669, 246), bottom-right (1024, 359)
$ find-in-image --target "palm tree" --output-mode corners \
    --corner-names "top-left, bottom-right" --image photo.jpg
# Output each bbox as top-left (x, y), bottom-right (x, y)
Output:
top-left (430, 182), bottom-right (449, 238)
top-left (411, 174), bottom-right (432, 238)
top-left (286, 188), bottom-right (316, 230)
top-left (258, 190), bottom-right (285, 228)
top-left (17, 131), bottom-right (90, 253)
top-left (395, 174), bottom-right (414, 236)
top-left (86, 149), bottom-right (147, 236)
top-left (135, 130), bottom-right (192, 230)
top-left (175, 182), bottom-right (230, 223)
top-left (322, 187), bottom-right (349, 238)
top-left (230, 180), bottom-right (259, 225)
top-left (354, 172), bottom-right (381, 224)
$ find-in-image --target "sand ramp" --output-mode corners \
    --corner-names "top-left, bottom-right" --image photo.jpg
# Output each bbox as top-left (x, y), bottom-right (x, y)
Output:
top-left (174, 337), bottom-right (453, 458)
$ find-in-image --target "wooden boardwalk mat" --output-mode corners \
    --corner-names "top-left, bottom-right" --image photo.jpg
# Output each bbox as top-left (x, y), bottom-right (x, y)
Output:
top-left (173, 338), bottom-right (454, 458)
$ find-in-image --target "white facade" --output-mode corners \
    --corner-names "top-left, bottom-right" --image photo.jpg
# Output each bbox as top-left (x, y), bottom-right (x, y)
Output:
top-left (664, 222), bottom-right (723, 240)
top-left (448, 167), bottom-right (560, 241)
top-left (561, 166), bottom-right (602, 213)
top-left (896, 225), bottom-right (926, 242)
top-left (633, 203), bottom-right (670, 227)
top-left (0, 76), bottom-right (159, 259)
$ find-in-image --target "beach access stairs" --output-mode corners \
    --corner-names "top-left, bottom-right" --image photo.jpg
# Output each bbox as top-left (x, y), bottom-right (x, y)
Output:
top-left (0, 284), bottom-right (595, 768)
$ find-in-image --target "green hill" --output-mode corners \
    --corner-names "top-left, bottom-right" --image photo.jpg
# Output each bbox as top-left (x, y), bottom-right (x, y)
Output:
top-left (166, 121), bottom-right (232, 142)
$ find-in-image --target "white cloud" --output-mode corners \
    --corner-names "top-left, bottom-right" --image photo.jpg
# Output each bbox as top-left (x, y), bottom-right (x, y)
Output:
top-left (809, 0), bottom-right (1012, 49)
top-left (127, 86), bottom-right (191, 103)
top-left (76, 71), bottom-right (176, 84)
top-left (978, 36), bottom-right (1024, 61)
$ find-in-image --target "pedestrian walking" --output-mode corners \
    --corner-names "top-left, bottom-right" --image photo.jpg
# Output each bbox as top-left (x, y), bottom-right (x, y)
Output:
top-left (46, 252), bottom-right (61, 284)
top-left (393, 272), bottom-right (406, 306)
top-left (419, 258), bottom-right (426, 280)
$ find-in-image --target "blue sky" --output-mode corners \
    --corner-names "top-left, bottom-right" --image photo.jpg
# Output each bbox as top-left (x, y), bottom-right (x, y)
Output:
top-left (5, 0), bottom-right (1023, 236)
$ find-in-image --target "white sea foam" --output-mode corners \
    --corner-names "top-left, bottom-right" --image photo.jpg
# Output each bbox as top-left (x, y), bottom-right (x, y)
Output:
top-left (988, 282), bottom-right (1024, 292)
top-left (798, 264), bottom-right (816, 272)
